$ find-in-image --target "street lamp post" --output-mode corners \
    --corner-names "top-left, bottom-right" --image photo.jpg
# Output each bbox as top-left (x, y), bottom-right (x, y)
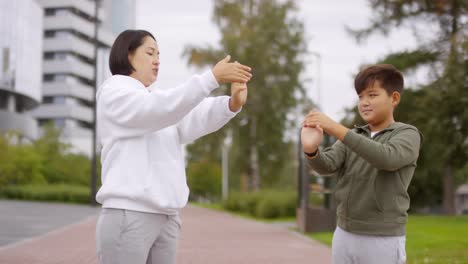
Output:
top-left (90, 0), bottom-right (100, 205)
top-left (310, 51), bottom-right (322, 110)
top-left (222, 129), bottom-right (232, 201)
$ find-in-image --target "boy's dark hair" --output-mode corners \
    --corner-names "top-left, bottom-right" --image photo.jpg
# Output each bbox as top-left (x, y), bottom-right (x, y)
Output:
top-left (354, 64), bottom-right (404, 95)
top-left (109, 30), bottom-right (156, 76)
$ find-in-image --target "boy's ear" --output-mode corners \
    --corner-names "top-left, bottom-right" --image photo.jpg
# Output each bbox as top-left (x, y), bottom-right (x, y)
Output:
top-left (391, 92), bottom-right (401, 107)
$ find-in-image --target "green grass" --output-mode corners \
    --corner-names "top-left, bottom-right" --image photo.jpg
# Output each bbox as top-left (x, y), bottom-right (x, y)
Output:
top-left (307, 215), bottom-right (468, 264)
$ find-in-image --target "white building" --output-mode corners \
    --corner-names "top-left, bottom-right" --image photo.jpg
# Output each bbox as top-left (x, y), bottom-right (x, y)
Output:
top-left (30, 0), bottom-right (130, 155)
top-left (0, 0), bottom-right (43, 141)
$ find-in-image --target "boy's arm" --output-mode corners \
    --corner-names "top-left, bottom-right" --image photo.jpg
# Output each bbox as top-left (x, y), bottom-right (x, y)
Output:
top-left (306, 140), bottom-right (347, 175)
top-left (341, 127), bottom-right (421, 171)
top-left (303, 110), bottom-right (421, 171)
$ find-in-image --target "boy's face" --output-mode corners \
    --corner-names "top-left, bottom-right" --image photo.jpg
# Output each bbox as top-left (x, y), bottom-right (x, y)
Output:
top-left (358, 82), bottom-right (400, 126)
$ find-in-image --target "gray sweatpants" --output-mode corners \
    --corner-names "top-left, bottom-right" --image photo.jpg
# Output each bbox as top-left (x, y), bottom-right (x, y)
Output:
top-left (332, 227), bottom-right (406, 264)
top-left (96, 208), bottom-right (181, 264)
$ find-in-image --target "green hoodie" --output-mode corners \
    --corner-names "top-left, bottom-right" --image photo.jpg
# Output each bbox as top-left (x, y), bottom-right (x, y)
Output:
top-left (307, 122), bottom-right (423, 236)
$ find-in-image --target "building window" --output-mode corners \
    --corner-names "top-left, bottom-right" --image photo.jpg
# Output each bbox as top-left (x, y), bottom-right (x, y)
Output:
top-left (2, 47), bottom-right (9, 73)
top-left (54, 118), bottom-right (66, 128)
top-left (53, 96), bottom-right (66, 104)
top-left (55, 9), bottom-right (72, 16)
top-left (55, 53), bottom-right (68, 60)
top-left (54, 75), bottom-right (67, 81)
top-left (44, 53), bottom-right (55, 60)
top-left (45, 9), bottom-right (56, 16)
top-left (44, 75), bottom-right (54, 82)
top-left (0, 93), bottom-right (8, 110)
top-left (43, 96), bottom-right (54, 104)
top-left (44, 31), bottom-right (55, 38)
top-left (38, 119), bottom-right (50, 126)
top-left (55, 31), bottom-right (72, 38)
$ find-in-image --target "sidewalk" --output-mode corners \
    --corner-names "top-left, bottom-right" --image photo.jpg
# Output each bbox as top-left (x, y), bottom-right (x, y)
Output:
top-left (0, 203), bottom-right (331, 264)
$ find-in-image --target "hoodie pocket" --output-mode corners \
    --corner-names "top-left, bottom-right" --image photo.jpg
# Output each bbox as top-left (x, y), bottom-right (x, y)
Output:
top-left (348, 176), bottom-right (383, 220)
top-left (375, 171), bottom-right (409, 221)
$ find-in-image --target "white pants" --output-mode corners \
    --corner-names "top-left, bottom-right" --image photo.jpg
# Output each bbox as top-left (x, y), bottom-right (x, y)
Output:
top-left (96, 208), bottom-right (181, 264)
top-left (332, 227), bottom-right (406, 264)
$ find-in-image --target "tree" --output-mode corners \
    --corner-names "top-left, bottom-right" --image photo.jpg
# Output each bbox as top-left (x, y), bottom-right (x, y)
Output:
top-left (184, 0), bottom-right (309, 191)
top-left (348, 0), bottom-right (467, 214)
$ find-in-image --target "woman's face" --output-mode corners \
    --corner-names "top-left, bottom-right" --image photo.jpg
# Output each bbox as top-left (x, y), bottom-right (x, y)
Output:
top-left (128, 36), bottom-right (160, 87)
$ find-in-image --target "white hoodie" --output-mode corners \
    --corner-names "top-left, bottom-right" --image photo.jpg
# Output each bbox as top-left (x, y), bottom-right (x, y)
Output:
top-left (95, 70), bottom-right (239, 215)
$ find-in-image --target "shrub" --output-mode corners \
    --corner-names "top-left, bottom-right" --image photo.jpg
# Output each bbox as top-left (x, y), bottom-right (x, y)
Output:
top-left (223, 190), bottom-right (297, 219)
top-left (0, 184), bottom-right (90, 204)
top-left (187, 160), bottom-right (222, 202)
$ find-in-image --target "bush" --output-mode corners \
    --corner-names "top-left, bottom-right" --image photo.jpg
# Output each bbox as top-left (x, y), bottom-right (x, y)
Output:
top-left (187, 160), bottom-right (222, 202)
top-left (224, 192), bottom-right (243, 211)
top-left (256, 195), bottom-right (282, 218)
top-left (0, 184), bottom-right (90, 204)
top-left (223, 190), bottom-right (297, 219)
top-left (0, 134), bottom-right (46, 187)
top-left (0, 125), bottom-right (97, 189)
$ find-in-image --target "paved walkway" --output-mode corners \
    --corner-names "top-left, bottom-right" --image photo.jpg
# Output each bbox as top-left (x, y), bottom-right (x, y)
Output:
top-left (0, 200), bottom-right (99, 247)
top-left (0, 201), bottom-right (331, 264)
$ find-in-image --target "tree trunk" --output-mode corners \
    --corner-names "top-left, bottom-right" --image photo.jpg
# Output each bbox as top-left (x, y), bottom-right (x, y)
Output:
top-left (442, 162), bottom-right (456, 215)
top-left (248, 116), bottom-right (260, 191)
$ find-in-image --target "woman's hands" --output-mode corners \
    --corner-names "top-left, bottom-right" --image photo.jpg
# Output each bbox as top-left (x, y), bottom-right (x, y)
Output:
top-left (229, 81), bottom-right (248, 112)
top-left (212, 55), bottom-right (252, 84)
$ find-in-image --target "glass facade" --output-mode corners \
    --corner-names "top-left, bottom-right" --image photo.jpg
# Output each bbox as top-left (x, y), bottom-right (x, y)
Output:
top-left (0, 0), bottom-right (43, 102)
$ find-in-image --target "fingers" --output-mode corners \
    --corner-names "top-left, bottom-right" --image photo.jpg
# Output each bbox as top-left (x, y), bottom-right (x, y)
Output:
top-left (223, 55), bottom-right (231, 63)
top-left (302, 117), bottom-right (319, 127)
top-left (315, 124), bottom-right (323, 132)
top-left (231, 60), bottom-right (252, 79)
top-left (232, 83), bottom-right (248, 91)
top-left (216, 56), bottom-right (253, 83)
top-left (232, 81), bottom-right (247, 87)
top-left (237, 69), bottom-right (253, 80)
top-left (238, 63), bottom-right (252, 72)
top-left (234, 65), bottom-right (252, 79)
top-left (234, 74), bottom-right (250, 83)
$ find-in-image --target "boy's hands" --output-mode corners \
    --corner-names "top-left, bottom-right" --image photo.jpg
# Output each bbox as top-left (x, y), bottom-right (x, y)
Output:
top-left (301, 125), bottom-right (323, 154)
top-left (303, 110), bottom-right (336, 132)
top-left (303, 109), bottom-right (349, 142)
top-left (229, 81), bottom-right (248, 112)
top-left (212, 55), bottom-right (252, 84)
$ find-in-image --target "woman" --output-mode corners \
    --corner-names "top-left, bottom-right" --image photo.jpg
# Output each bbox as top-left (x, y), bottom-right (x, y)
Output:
top-left (95, 29), bottom-right (252, 264)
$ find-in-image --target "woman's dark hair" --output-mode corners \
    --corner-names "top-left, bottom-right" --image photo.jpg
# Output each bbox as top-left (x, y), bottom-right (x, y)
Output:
top-left (354, 64), bottom-right (404, 95)
top-left (109, 30), bottom-right (156, 75)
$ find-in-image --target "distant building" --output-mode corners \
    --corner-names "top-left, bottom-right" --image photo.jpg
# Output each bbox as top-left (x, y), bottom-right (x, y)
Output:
top-left (0, 0), bottom-right (43, 141)
top-left (455, 184), bottom-right (468, 215)
top-left (102, 0), bottom-right (136, 35)
top-left (30, 0), bottom-right (135, 155)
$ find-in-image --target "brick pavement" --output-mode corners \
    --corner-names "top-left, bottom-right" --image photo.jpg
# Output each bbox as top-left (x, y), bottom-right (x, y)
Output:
top-left (0, 204), bottom-right (331, 264)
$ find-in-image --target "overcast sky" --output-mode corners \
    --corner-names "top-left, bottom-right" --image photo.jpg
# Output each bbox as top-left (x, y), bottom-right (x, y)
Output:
top-left (135, 0), bottom-right (420, 121)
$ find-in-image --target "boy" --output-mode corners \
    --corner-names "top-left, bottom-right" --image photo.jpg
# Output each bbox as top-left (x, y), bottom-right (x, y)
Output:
top-left (301, 64), bottom-right (422, 264)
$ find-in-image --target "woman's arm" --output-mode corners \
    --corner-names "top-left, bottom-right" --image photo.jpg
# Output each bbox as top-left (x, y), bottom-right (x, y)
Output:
top-left (100, 71), bottom-right (218, 135)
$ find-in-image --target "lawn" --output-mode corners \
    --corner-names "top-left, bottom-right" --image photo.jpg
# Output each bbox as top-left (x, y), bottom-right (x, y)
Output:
top-left (308, 215), bottom-right (468, 264)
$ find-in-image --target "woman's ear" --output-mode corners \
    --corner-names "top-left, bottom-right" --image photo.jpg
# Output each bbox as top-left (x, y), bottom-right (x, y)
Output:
top-left (128, 53), bottom-right (134, 66)
top-left (392, 92), bottom-right (401, 107)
